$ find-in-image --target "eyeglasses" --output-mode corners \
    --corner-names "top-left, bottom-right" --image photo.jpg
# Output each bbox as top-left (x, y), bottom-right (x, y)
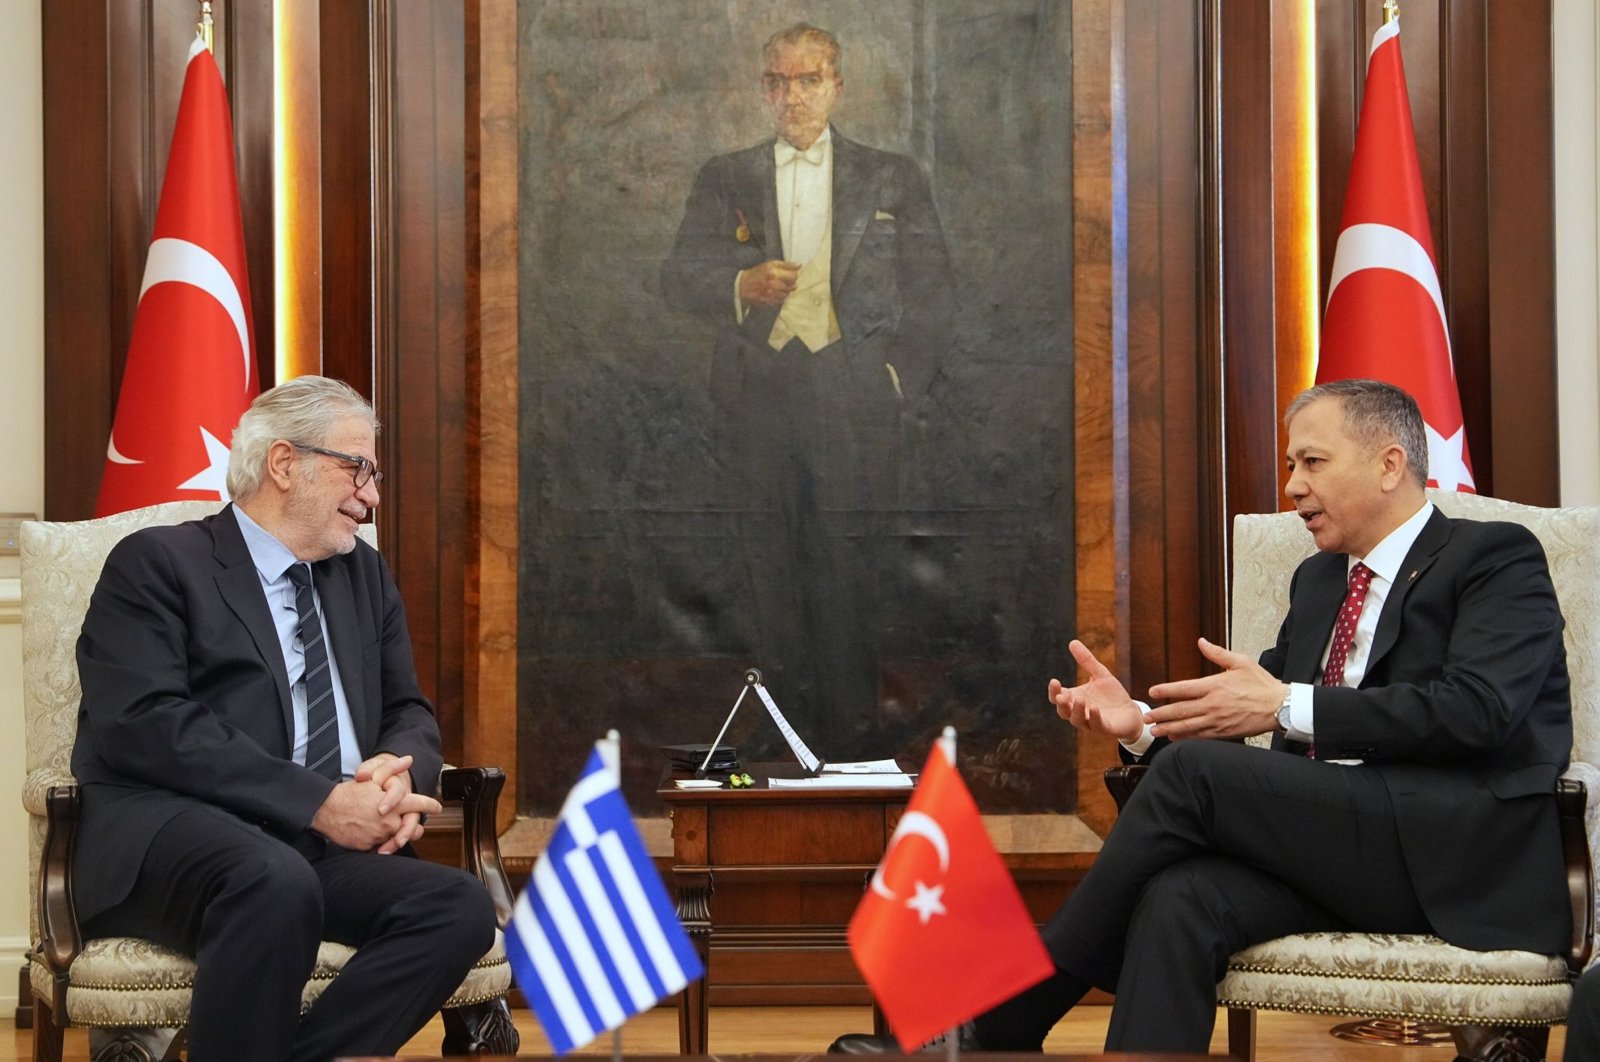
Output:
top-left (297, 445), bottom-right (384, 489)
top-left (761, 71), bottom-right (832, 95)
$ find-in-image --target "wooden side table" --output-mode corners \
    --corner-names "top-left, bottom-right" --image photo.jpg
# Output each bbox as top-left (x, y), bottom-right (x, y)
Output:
top-left (658, 766), bottom-right (910, 1054)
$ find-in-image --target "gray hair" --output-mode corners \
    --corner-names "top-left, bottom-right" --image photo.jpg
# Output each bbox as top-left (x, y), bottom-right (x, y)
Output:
top-left (1285, 378), bottom-right (1429, 489)
top-left (226, 376), bottom-right (378, 502)
top-left (764, 22), bottom-right (842, 77)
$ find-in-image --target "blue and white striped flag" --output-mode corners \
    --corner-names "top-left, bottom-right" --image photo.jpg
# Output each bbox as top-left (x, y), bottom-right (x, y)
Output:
top-left (507, 734), bottom-right (704, 1055)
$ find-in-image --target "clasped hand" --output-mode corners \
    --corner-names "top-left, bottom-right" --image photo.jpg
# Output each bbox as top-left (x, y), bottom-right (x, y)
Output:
top-left (1048, 637), bottom-right (1287, 742)
top-left (310, 753), bottom-right (439, 854)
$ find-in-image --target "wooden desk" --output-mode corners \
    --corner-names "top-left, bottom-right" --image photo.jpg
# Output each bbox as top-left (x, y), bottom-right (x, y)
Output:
top-left (658, 766), bottom-right (911, 1054)
top-left (348, 1055), bottom-right (1211, 1061)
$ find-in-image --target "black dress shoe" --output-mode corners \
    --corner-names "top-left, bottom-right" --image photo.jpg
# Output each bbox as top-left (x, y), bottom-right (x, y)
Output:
top-left (828, 1023), bottom-right (981, 1054)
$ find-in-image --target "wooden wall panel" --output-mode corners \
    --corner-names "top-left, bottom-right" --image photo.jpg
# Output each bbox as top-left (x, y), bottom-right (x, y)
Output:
top-left (1070, 0), bottom-right (1128, 840)
top-left (1218, 0), bottom-right (1284, 523)
top-left (1483, 1), bottom-right (1557, 501)
top-left (318, 1), bottom-right (375, 395)
top-left (463, 0), bottom-right (522, 828)
top-left (1125, 0), bottom-right (1211, 697)
top-left (384, 1), bottom-right (469, 763)
top-left (1439, 5), bottom-right (1491, 486)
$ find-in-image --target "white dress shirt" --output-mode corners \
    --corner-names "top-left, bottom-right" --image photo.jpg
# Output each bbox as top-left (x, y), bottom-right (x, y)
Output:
top-left (1120, 501), bottom-right (1436, 759)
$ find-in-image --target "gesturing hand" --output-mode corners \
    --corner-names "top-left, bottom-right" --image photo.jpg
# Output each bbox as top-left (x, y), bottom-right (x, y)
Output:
top-left (1144, 637), bottom-right (1287, 740)
top-left (1047, 639), bottom-right (1145, 744)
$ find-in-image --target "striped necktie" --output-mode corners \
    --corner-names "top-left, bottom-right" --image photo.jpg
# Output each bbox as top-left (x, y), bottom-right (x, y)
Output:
top-left (287, 563), bottom-right (342, 780)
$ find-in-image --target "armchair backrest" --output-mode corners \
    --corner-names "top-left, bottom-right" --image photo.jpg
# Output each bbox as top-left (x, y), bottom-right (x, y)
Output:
top-left (1230, 488), bottom-right (1600, 771)
top-left (20, 501), bottom-right (377, 940)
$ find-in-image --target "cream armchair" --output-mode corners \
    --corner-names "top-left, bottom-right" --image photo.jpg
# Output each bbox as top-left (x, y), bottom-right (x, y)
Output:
top-left (21, 501), bottom-right (520, 1062)
top-left (1106, 490), bottom-right (1595, 1061)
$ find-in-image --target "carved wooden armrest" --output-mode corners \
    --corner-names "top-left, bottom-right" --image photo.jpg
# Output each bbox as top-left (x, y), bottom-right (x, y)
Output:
top-left (36, 784), bottom-right (86, 1015)
top-left (1557, 777), bottom-right (1592, 974)
top-left (1103, 764), bottom-right (1149, 814)
top-left (439, 766), bottom-right (514, 927)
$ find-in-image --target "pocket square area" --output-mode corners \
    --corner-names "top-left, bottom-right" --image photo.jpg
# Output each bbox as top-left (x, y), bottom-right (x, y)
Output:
top-left (873, 210), bottom-right (896, 221)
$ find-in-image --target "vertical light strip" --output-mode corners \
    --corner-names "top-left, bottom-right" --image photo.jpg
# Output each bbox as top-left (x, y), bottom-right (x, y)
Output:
top-left (272, 0), bottom-right (321, 381)
top-left (1271, 0), bottom-right (1318, 497)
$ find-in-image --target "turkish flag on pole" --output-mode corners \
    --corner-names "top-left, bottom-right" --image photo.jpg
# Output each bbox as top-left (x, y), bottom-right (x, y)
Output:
top-left (1316, 17), bottom-right (1475, 492)
top-left (848, 730), bottom-right (1054, 1050)
top-left (95, 34), bottom-right (258, 516)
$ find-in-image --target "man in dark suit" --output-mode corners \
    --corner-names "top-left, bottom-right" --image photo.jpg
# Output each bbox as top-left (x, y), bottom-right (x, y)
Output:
top-left (832, 378), bottom-right (1571, 1053)
top-left (660, 23), bottom-right (953, 743)
top-left (72, 376), bottom-right (496, 1062)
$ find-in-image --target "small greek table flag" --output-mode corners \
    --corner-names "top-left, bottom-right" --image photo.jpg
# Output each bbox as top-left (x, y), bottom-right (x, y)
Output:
top-left (507, 732), bottom-right (704, 1055)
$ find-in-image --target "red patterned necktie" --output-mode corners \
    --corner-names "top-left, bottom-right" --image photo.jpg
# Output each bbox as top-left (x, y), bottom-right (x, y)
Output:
top-left (1322, 562), bottom-right (1375, 689)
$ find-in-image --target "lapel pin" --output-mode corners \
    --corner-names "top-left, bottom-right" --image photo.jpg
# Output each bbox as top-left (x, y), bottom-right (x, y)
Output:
top-left (734, 208), bottom-right (751, 243)
top-left (1407, 570), bottom-right (1418, 582)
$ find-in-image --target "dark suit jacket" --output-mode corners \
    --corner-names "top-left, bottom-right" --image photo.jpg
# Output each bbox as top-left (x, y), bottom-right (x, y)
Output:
top-left (659, 126), bottom-right (954, 406)
top-left (71, 505), bottom-right (442, 921)
top-left (1257, 509), bottom-right (1570, 952)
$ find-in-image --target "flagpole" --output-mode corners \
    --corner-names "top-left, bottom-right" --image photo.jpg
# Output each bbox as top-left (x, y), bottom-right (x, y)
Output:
top-left (608, 726), bottom-right (625, 1062)
top-left (942, 726), bottom-right (960, 1062)
top-left (1381, 0), bottom-right (1398, 24)
top-left (197, 1), bottom-right (213, 51)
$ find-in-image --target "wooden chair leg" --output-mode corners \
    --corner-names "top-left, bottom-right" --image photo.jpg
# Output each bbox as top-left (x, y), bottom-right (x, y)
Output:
top-left (86, 1028), bottom-right (174, 1062)
top-left (15, 963), bottom-right (32, 1029)
top-left (1449, 1025), bottom-right (1550, 1061)
top-left (441, 998), bottom-right (520, 1056)
top-left (1226, 1007), bottom-right (1256, 1062)
top-left (29, 996), bottom-right (65, 1062)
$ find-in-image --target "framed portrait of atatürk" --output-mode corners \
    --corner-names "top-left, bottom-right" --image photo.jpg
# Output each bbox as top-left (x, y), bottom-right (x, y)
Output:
top-left (517, 1), bottom-right (1076, 815)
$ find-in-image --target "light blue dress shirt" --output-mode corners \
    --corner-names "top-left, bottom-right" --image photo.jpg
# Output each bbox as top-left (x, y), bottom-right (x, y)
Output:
top-left (232, 506), bottom-right (361, 779)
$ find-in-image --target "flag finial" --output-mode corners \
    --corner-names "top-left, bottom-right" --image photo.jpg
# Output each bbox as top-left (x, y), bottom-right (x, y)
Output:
top-left (198, 2), bottom-right (213, 52)
top-left (1381, 0), bottom-right (1398, 24)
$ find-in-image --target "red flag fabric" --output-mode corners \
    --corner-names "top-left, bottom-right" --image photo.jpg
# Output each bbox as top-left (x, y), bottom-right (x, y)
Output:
top-left (1316, 18), bottom-right (1474, 492)
top-left (95, 36), bottom-right (258, 516)
top-left (847, 734), bottom-right (1054, 1050)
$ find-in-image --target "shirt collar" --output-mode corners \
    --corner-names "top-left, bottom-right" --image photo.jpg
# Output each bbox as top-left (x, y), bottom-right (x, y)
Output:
top-left (1351, 501), bottom-right (1434, 585)
top-left (232, 504), bottom-right (303, 585)
top-left (775, 125), bottom-right (832, 167)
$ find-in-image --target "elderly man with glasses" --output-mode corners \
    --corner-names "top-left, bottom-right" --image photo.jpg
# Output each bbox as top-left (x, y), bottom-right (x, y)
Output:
top-left (70, 375), bottom-right (496, 1062)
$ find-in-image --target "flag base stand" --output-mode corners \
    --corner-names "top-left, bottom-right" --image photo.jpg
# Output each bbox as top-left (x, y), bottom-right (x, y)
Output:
top-left (1329, 1017), bottom-right (1454, 1048)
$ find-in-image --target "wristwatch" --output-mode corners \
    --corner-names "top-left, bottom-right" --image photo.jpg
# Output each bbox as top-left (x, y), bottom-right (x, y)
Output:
top-left (1275, 687), bottom-right (1293, 733)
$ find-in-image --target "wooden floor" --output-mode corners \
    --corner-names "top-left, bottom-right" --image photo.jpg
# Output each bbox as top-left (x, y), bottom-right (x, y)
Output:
top-left (4, 1005), bottom-right (1570, 1060)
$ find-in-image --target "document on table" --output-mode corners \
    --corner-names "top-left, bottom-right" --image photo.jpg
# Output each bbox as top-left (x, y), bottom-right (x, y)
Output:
top-left (754, 682), bottom-right (823, 774)
top-left (821, 758), bottom-right (902, 774)
top-left (767, 773), bottom-right (915, 789)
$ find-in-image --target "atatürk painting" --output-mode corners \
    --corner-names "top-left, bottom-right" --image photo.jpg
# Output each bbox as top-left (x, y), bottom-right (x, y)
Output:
top-left (518, 1), bottom-right (1076, 814)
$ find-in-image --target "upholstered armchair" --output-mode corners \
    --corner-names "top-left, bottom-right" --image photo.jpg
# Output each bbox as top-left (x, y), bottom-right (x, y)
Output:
top-left (1105, 490), bottom-right (1596, 1061)
top-left (21, 501), bottom-right (521, 1062)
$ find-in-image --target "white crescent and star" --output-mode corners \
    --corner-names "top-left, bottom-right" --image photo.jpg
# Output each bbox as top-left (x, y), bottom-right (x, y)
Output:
top-left (870, 810), bottom-right (951, 925)
top-left (1325, 222), bottom-right (1453, 369)
top-left (105, 237), bottom-right (251, 489)
top-left (176, 426), bottom-right (234, 500)
top-left (1324, 222), bottom-right (1476, 493)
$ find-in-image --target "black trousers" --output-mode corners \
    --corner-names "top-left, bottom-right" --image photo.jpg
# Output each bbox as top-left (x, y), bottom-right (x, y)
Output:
top-left (82, 802), bottom-right (496, 1062)
top-left (722, 336), bottom-right (903, 755)
top-left (1567, 965), bottom-right (1600, 1062)
top-left (975, 740), bottom-right (1432, 1053)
